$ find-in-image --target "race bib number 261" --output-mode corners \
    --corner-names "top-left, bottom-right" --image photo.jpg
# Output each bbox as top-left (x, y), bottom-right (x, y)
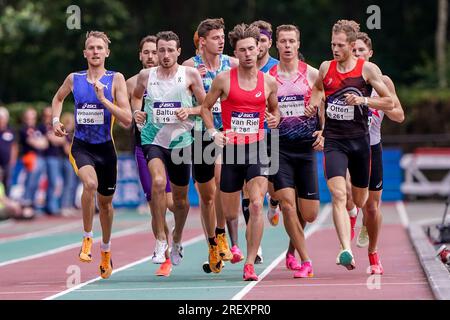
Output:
top-left (326, 102), bottom-right (354, 121)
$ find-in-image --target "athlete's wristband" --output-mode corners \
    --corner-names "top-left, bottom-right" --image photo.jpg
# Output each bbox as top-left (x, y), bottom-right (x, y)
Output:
top-left (364, 97), bottom-right (369, 106)
top-left (52, 117), bottom-right (60, 126)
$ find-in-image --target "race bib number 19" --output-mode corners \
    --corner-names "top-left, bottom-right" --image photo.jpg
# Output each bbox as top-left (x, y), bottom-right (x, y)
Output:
top-left (153, 102), bottom-right (181, 124)
top-left (279, 95), bottom-right (305, 118)
top-left (231, 111), bottom-right (260, 134)
top-left (76, 108), bottom-right (104, 125)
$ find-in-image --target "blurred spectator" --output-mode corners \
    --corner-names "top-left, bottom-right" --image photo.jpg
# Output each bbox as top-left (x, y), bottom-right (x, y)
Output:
top-left (19, 107), bottom-right (48, 213)
top-left (40, 106), bottom-right (65, 215)
top-left (0, 106), bottom-right (18, 196)
top-left (60, 112), bottom-right (79, 216)
top-left (0, 167), bottom-right (25, 220)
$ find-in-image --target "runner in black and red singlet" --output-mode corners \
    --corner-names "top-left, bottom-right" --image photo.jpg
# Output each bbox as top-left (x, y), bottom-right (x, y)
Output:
top-left (305, 20), bottom-right (393, 270)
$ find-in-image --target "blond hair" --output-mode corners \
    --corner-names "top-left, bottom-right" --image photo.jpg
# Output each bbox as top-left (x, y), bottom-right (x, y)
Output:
top-left (276, 24), bottom-right (300, 41)
top-left (0, 106), bottom-right (9, 121)
top-left (85, 31), bottom-right (111, 48)
top-left (332, 20), bottom-right (360, 42)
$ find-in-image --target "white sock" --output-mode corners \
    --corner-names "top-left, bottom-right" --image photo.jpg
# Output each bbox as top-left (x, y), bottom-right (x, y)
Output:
top-left (83, 231), bottom-right (93, 238)
top-left (348, 206), bottom-right (358, 217)
top-left (101, 242), bottom-right (111, 252)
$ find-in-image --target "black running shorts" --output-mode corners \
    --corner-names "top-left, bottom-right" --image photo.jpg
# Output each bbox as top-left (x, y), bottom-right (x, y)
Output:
top-left (324, 135), bottom-right (371, 189)
top-left (369, 142), bottom-right (383, 191)
top-left (220, 141), bottom-right (269, 193)
top-left (273, 142), bottom-right (319, 200)
top-left (70, 137), bottom-right (117, 196)
top-left (191, 130), bottom-right (219, 184)
top-left (142, 144), bottom-right (191, 187)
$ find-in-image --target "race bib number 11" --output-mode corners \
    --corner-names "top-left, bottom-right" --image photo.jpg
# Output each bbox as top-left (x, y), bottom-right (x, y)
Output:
top-left (279, 95), bottom-right (305, 118)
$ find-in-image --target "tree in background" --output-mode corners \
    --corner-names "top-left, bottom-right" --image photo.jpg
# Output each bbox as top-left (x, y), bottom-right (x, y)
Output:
top-left (436, 0), bottom-right (448, 88)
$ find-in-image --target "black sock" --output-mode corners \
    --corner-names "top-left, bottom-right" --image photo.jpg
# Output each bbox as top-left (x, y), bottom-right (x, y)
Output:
top-left (215, 227), bottom-right (226, 235)
top-left (242, 198), bottom-right (250, 225)
top-left (270, 198), bottom-right (279, 207)
top-left (208, 237), bottom-right (217, 246)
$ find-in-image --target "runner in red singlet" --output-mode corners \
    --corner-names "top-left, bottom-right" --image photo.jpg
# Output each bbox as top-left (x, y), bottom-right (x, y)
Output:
top-left (199, 23), bottom-right (280, 281)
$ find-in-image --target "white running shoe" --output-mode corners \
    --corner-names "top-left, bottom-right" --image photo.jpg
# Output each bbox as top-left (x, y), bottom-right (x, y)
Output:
top-left (336, 249), bottom-right (356, 270)
top-left (356, 226), bottom-right (370, 248)
top-left (170, 242), bottom-right (184, 266)
top-left (266, 195), bottom-right (280, 226)
top-left (255, 246), bottom-right (263, 264)
top-left (152, 239), bottom-right (168, 264)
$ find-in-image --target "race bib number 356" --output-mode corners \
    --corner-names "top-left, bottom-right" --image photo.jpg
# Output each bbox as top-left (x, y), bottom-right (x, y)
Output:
top-left (326, 103), bottom-right (354, 120)
top-left (153, 102), bottom-right (181, 124)
top-left (231, 111), bottom-right (260, 134)
top-left (279, 95), bottom-right (305, 118)
top-left (76, 109), bottom-right (104, 125)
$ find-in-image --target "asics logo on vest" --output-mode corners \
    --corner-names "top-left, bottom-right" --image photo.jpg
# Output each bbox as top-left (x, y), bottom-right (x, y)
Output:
top-left (81, 103), bottom-right (98, 109)
top-left (279, 95), bottom-right (302, 102)
top-left (326, 77), bottom-right (333, 86)
top-left (235, 112), bottom-right (259, 118)
top-left (255, 91), bottom-right (262, 98)
top-left (157, 102), bottom-right (178, 108)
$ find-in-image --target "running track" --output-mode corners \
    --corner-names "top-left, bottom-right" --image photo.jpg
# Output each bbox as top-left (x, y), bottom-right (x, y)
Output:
top-left (0, 202), bottom-right (434, 300)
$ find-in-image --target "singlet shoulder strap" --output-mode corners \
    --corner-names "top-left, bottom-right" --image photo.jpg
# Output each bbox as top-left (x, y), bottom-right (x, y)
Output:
top-left (355, 58), bottom-right (365, 74)
top-left (298, 61), bottom-right (307, 75)
top-left (269, 64), bottom-right (278, 78)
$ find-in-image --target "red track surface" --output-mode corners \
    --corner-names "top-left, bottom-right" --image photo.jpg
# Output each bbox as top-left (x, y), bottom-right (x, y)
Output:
top-left (244, 224), bottom-right (433, 300)
top-left (0, 223), bottom-right (204, 300)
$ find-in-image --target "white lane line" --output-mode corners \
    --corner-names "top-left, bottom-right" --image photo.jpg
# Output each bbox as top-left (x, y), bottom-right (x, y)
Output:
top-left (0, 211), bottom-right (133, 244)
top-left (43, 233), bottom-right (205, 300)
top-left (396, 201), bottom-right (410, 228)
top-left (231, 203), bottom-right (333, 300)
top-left (0, 220), bottom-right (81, 244)
top-left (0, 224), bottom-right (149, 268)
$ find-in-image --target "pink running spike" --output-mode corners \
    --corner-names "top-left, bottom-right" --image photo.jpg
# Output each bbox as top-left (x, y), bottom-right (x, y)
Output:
top-left (293, 261), bottom-right (314, 278)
